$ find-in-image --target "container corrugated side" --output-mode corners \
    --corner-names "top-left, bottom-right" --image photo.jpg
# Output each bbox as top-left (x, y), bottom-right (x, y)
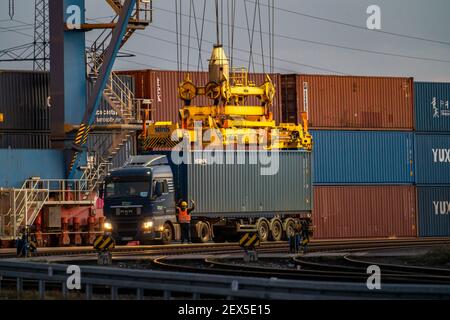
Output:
top-left (0, 70), bottom-right (50, 131)
top-left (0, 149), bottom-right (65, 188)
top-left (417, 186), bottom-right (450, 237)
top-left (116, 69), bottom-right (283, 124)
top-left (414, 82), bottom-right (450, 132)
top-left (0, 132), bottom-right (50, 149)
top-left (415, 134), bottom-right (450, 185)
top-left (167, 150), bottom-right (312, 216)
top-left (311, 130), bottom-right (415, 184)
top-left (313, 186), bottom-right (417, 239)
top-left (295, 74), bottom-right (413, 130)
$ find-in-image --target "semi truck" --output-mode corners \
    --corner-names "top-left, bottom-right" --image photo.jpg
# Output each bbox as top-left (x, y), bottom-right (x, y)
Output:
top-left (101, 150), bottom-right (312, 244)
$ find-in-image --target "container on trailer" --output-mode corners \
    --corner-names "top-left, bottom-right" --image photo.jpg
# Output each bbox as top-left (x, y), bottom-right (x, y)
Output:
top-left (313, 185), bottom-right (417, 239)
top-left (0, 70), bottom-right (50, 131)
top-left (0, 132), bottom-right (50, 149)
top-left (311, 130), bottom-right (414, 184)
top-left (281, 74), bottom-right (414, 130)
top-left (415, 134), bottom-right (450, 185)
top-left (117, 69), bottom-right (283, 124)
top-left (417, 186), bottom-right (450, 237)
top-left (414, 82), bottom-right (450, 132)
top-left (146, 150), bottom-right (312, 215)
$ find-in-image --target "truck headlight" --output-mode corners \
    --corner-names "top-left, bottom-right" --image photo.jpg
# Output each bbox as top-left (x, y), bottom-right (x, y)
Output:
top-left (143, 221), bottom-right (153, 229)
top-left (104, 222), bottom-right (113, 231)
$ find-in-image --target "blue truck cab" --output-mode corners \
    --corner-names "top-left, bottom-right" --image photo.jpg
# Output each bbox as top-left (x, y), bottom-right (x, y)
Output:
top-left (102, 155), bottom-right (179, 244)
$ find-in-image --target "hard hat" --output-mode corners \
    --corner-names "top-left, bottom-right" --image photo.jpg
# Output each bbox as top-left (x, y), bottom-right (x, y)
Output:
top-left (181, 201), bottom-right (188, 207)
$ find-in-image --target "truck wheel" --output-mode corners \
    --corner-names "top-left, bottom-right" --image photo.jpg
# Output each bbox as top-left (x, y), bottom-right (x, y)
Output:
top-left (269, 219), bottom-right (283, 241)
top-left (161, 223), bottom-right (173, 244)
top-left (257, 219), bottom-right (270, 242)
top-left (198, 222), bottom-right (211, 243)
top-left (284, 219), bottom-right (296, 240)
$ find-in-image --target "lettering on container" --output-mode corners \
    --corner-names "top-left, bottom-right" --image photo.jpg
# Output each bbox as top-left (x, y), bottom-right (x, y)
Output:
top-left (433, 201), bottom-right (450, 215)
top-left (432, 149), bottom-right (450, 163)
top-left (303, 82), bottom-right (309, 119)
top-left (431, 97), bottom-right (450, 118)
top-left (157, 77), bottom-right (162, 103)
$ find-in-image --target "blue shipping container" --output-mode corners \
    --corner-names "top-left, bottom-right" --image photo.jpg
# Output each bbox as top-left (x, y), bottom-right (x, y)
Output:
top-left (417, 186), bottom-right (450, 237)
top-left (415, 82), bottom-right (450, 132)
top-left (415, 134), bottom-right (450, 185)
top-left (0, 149), bottom-right (65, 188)
top-left (311, 130), bottom-right (414, 184)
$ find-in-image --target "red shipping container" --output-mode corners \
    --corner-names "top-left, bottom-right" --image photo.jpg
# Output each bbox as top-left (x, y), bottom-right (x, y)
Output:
top-left (313, 186), bottom-right (417, 239)
top-left (117, 69), bottom-right (283, 124)
top-left (281, 74), bottom-right (414, 130)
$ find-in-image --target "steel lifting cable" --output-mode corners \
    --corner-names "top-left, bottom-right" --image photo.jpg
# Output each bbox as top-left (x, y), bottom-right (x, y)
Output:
top-left (257, 0), bottom-right (265, 74)
top-left (8, 0), bottom-right (15, 19)
top-left (215, 0), bottom-right (219, 45)
top-left (271, 0), bottom-right (275, 73)
top-left (187, 0), bottom-right (192, 72)
top-left (190, 0), bottom-right (203, 71)
top-left (197, 0), bottom-right (207, 71)
top-left (267, 0), bottom-right (272, 73)
top-left (174, 0), bottom-right (179, 72)
top-left (247, 0), bottom-right (258, 73)
top-left (230, 0), bottom-right (236, 70)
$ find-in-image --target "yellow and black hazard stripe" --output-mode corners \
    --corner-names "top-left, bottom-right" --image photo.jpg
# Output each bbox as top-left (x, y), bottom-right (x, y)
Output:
top-left (68, 152), bottom-right (79, 173)
top-left (239, 232), bottom-right (260, 248)
top-left (141, 137), bottom-right (180, 149)
top-left (81, 125), bottom-right (91, 145)
top-left (93, 234), bottom-right (115, 251)
top-left (74, 124), bottom-right (87, 145)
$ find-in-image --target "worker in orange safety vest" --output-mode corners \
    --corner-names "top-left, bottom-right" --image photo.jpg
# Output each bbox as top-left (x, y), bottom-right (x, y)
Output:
top-left (176, 200), bottom-right (195, 244)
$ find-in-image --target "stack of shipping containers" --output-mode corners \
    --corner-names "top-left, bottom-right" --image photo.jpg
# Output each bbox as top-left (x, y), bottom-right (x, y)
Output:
top-left (414, 82), bottom-right (450, 237)
top-left (282, 74), bottom-right (417, 239)
top-left (0, 70), bottom-right (136, 169)
top-left (0, 70), bottom-right (51, 149)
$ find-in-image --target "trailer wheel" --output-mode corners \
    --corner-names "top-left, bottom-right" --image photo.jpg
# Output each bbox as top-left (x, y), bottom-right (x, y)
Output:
top-left (257, 219), bottom-right (270, 242)
top-left (269, 219), bottom-right (283, 241)
top-left (197, 222), bottom-right (211, 243)
top-left (284, 219), bottom-right (296, 240)
top-left (161, 223), bottom-right (173, 244)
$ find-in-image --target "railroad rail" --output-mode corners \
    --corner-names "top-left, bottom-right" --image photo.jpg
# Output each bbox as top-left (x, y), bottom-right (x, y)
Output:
top-left (1, 259), bottom-right (450, 299)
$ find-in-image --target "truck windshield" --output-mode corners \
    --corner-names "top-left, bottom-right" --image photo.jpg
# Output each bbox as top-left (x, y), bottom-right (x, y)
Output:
top-left (105, 180), bottom-right (150, 198)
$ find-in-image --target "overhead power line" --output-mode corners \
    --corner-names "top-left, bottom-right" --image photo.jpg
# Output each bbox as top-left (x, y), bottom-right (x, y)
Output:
top-left (143, 25), bottom-right (346, 74)
top-left (246, 0), bottom-right (450, 47)
top-left (152, 5), bottom-right (450, 64)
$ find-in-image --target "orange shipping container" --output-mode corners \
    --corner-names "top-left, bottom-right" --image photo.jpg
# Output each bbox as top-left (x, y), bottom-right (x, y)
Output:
top-left (117, 69), bottom-right (283, 124)
top-left (281, 74), bottom-right (414, 130)
top-left (313, 186), bottom-right (417, 239)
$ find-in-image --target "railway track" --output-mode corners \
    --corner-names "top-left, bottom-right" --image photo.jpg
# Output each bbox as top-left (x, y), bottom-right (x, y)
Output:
top-left (2, 238), bottom-right (449, 260)
top-left (150, 239), bottom-right (450, 285)
top-left (0, 238), bottom-right (449, 299)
